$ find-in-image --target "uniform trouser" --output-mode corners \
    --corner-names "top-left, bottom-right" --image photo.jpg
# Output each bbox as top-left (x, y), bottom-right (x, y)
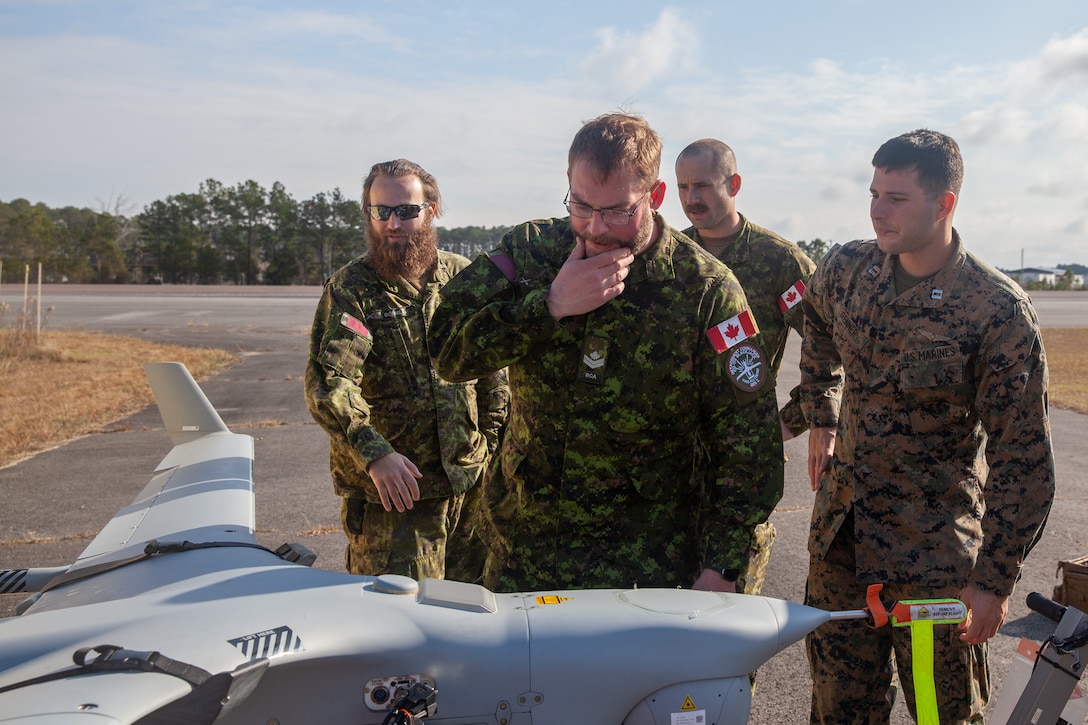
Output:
top-left (804, 514), bottom-right (988, 725)
top-left (443, 482), bottom-right (489, 584)
top-left (738, 521), bottom-right (776, 596)
top-left (340, 495), bottom-right (464, 579)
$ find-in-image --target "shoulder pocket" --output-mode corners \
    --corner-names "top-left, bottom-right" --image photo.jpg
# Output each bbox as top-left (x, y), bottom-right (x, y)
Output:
top-left (321, 329), bottom-right (373, 377)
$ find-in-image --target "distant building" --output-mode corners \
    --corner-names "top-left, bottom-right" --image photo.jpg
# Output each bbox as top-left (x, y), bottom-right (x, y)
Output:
top-left (1004, 267), bottom-right (1084, 289)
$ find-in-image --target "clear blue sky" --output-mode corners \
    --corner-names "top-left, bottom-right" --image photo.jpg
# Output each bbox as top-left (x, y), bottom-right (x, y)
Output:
top-left (2, 0), bottom-right (1086, 269)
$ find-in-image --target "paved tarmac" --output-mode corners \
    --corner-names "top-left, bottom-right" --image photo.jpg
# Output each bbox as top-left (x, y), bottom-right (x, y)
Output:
top-left (1, 285), bottom-right (1086, 724)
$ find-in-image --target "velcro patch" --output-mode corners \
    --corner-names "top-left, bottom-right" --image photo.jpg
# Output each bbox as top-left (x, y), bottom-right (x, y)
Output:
top-left (777, 279), bottom-right (806, 313)
top-left (726, 341), bottom-right (767, 392)
top-left (707, 309), bottom-right (759, 353)
top-left (339, 312), bottom-right (371, 339)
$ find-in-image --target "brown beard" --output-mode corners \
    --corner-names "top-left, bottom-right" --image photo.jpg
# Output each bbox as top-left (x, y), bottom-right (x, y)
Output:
top-left (580, 207), bottom-right (656, 256)
top-left (366, 221), bottom-right (440, 284)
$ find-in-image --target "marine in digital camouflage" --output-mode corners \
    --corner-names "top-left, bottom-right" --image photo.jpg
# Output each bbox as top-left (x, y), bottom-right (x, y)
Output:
top-left (430, 213), bottom-right (784, 592)
top-left (684, 217), bottom-right (815, 597)
top-left (800, 233), bottom-right (1053, 591)
top-left (800, 233), bottom-right (1054, 721)
top-left (306, 249), bottom-right (509, 578)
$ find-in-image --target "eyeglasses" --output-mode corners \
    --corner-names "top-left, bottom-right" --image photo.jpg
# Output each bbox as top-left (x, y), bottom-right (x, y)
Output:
top-left (563, 190), bottom-right (648, 226)
top-left (364, 203), bottom-right (432, 222)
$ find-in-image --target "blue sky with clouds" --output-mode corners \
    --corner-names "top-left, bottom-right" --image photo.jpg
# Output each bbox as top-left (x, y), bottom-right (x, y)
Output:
top-left (2, 0), bottom-right (1086, 269)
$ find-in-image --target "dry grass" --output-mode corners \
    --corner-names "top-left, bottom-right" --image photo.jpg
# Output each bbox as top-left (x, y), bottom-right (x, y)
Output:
top-left (0, 330), bottom-right (237, 468)
top-left (1044, 328), bottom-right (1088, 415)
top-left (0, 327), bottom-right (1084, 470)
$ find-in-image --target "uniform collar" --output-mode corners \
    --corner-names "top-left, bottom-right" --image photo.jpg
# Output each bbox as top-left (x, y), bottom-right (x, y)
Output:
top-left (630, 212), bottom-right (677, 283)
top-left (874, 229), bottom-right (967, 308)
top-left (684, 214), bottom-right (751, 263)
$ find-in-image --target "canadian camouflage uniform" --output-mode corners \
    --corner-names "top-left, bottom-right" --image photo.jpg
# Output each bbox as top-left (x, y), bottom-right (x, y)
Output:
top-left (683, 216), bottom-right (816, 596)
top-left (430, 214), bottom-right (784, 592)
top-left (799, 233), bottom-right (1055, 724)
top-left (306, 250), bottom-right (509, 580)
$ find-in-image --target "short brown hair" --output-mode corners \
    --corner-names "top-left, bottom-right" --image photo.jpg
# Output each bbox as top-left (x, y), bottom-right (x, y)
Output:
top-left (872, 129), bottom-right (963, 199)
top-left (677, 138), bottom-right (737, 178)
top-left (568, 113), bottom-right (662, 191)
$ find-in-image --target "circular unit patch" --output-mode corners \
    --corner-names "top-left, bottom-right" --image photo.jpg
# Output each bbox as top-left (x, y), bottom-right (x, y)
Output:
top-left (726, 341), bottom-right (767, 392)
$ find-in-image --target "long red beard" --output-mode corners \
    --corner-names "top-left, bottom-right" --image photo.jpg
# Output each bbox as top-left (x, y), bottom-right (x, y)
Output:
top-left (366, 222), bottom-right (439, 283)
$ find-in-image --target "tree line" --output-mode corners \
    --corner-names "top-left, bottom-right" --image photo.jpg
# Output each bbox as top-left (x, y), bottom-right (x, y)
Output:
top-left (0, 181), bottom-right (511, 285)
top-left (1, 181), bottom-right (843, 286)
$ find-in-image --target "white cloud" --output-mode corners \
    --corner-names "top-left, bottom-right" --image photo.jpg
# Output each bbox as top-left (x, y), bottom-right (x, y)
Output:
top-left (1041, 102), bottom-right (1088, 140)
top-left (1, 3), bottom-right (1086, 264)
top-left (250, 9), bottom-right (379, 38)
top-left (1027, 177), bottom-right (1071, 197)
top-left (957, 107), bottom-right (1035, 144)
top-left (579, 8), bottom-right (697, 97)
top-left (1036, 28), bottom-right (1088, 85)
top-left (1062, 216), bottom-right (1088, 236)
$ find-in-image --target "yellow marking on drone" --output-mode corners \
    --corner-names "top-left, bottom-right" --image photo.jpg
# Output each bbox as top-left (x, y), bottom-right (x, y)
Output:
top-left (534, 595), bottom-right (572, 605)
top-left (680, 695), bottom-right (697, 711)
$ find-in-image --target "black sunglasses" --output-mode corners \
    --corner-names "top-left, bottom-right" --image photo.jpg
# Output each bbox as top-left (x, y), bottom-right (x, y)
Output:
top-left (364, 203), bottom-right (431, 222)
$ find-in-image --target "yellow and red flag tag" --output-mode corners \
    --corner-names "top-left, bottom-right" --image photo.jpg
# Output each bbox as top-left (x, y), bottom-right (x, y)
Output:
top-left (865, 585), bottom-right (967, 725)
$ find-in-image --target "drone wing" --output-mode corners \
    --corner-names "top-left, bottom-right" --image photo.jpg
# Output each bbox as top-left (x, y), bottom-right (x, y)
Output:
top-left (4, 362), bottom-right (257, 609)
top-left (72, 362), bottom-right (256, 567)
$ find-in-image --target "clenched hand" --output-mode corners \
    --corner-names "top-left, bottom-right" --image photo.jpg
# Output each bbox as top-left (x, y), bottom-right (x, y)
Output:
top-left (546, 238), bottom-right (634, 320)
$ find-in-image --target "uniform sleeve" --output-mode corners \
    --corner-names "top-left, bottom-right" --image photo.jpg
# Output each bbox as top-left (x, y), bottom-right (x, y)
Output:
top-left (304, 283), bottom-right (394, 468)
top-left (778, 247), bottom-right (818, 436)
top-left (431, 227), bottom-right (562, 382)
top-left (799, 246), bottom-right (844, 430)
top-left (969, 299), bottom-right (1055, 596)
top-left (783, 247), bottom-right (818, 337)
top-left (699, 279), bottom-right (785, 572)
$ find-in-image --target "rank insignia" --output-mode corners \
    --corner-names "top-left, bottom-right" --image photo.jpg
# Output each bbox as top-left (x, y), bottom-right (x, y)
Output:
top-left (578, 336), bottom-right (609, 385)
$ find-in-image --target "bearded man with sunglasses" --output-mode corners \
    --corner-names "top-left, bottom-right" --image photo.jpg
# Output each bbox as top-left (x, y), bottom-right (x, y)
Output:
top-left (306, 159), bottom-right (508, 580)
top-left (431, 113), bottom-right (783, 593)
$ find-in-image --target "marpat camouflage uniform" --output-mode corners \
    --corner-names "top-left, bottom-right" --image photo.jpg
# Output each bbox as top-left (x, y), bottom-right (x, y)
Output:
top-left (306, 249), bottom-right (509, 579)
top-left (430, 214), bottom-right (783, 592)
top-left (800, 233), bottom-right (1055, 723)
top-left (683, 215), bottom-right (816, 596)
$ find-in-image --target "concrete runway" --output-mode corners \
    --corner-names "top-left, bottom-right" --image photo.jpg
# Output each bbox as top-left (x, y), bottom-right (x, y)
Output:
top-left (2, 285), bottom-right (1086, 724)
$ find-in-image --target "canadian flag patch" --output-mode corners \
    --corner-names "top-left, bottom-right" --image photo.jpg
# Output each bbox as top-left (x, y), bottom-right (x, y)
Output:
top-left (777, 279), bottom-right (806, 313)
top-left (707, 309), bottom-right (759, 353)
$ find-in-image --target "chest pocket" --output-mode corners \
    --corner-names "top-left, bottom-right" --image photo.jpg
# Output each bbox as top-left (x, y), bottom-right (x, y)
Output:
top-left (900, 358), bottom-right (970, 434)
top-left (354, 306), bottom-right (420, 397)
top-left (591, 313), bottom-right (696, 440)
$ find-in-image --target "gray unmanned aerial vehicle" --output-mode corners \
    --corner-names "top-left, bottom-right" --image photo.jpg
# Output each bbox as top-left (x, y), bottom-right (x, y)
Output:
top-left (1, 363), bottom-right (1082, 724)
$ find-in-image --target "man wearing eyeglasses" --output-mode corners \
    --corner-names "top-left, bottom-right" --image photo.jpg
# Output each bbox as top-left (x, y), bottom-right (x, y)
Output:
top-left (305, 159), bottom-right (508, 580)
top-left (675, 139), bottom-right (817, 598)
top-left (431, 113), bottom-right (783, 593)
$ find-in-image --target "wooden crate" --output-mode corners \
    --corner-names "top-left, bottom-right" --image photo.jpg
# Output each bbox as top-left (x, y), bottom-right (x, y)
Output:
top-left (1053, 555), bottom-right (1088, 613)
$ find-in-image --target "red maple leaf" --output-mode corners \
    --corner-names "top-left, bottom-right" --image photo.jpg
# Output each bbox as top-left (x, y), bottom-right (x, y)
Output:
top-left (725, 322), bottom-right (740, 339)
top-left (786, 290), bottom-right (797, 303)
